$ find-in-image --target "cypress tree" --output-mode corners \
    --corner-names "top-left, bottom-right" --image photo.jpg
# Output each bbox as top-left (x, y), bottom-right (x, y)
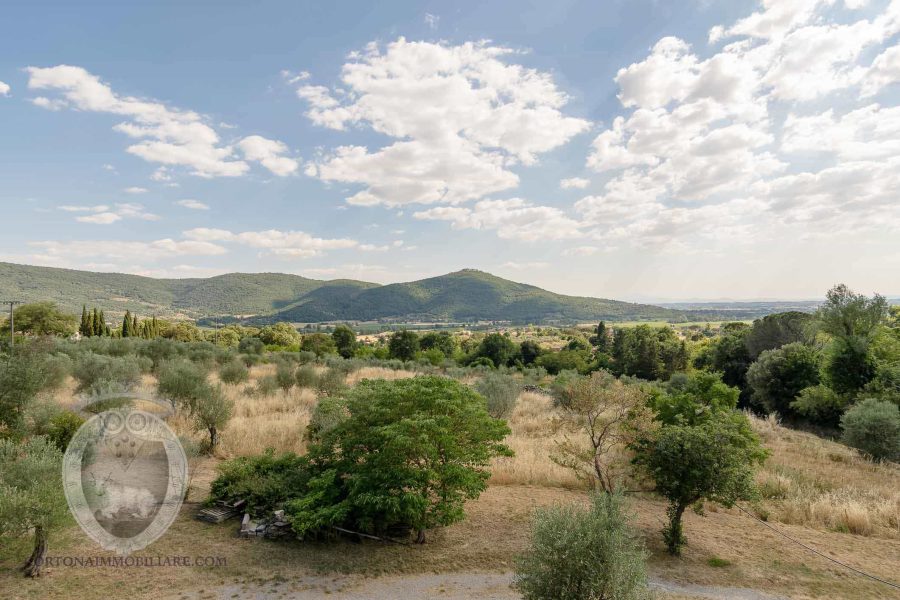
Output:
top-left (98, 310), bottom-right (106, 336)
top-left (105, 324), bottom-right (111, 337)
top-left (80, 305), bottom-right (89, 336)
top-left (133, 315), bottom-right (139, 338)
top-left (92, 308), bottom-right (101, 336)
top-left (122, 311), bottom-right (132, 338)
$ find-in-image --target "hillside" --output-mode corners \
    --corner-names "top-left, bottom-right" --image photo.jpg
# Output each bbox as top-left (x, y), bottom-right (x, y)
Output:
top-left (1, 262), bottom-right (743, 324)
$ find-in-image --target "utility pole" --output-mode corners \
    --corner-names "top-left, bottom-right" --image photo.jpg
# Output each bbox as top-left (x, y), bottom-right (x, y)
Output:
top-left (3, 300), bottom-right (22, 352)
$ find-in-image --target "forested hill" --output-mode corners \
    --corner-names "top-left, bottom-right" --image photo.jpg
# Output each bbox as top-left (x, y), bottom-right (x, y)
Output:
top-left (1, 262), bottom-right (749, 323)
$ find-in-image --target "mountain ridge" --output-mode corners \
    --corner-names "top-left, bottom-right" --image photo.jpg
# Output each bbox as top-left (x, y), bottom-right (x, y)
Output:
top-left (0, 261), bottom-right (745, 324)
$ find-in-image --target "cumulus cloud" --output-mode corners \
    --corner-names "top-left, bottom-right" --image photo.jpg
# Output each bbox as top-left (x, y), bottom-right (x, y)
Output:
top-left (0, 81), bottom-right (9, 96)
top-left (580, 0), bottom-right (900, 251)
top-left (295, 38), bottom-right (590, 206)
top-left (28, 238), bottom-right (226, 261)
top-left (183, 227), bottom-right (363, 258)
top-left (124, 186), bottom-right (148, 194)
top-left (175, 199), bottom-right (209, 210)
top-left (413, 198), bottom-right (583, 242)
top-left (560, 177), bottom-right (590, 189)
top-left (58, 203), bottom-right (159, 224)
top-left (26, 65), bottom-right (298, 178)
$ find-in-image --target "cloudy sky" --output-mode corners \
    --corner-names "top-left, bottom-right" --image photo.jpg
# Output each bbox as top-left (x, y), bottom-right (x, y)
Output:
top-left (1, 0), bottom-right (898, 301)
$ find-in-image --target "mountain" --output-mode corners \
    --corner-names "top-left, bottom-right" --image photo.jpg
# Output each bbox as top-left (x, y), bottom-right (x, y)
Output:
top-left (0, 262), bottom-right (752, 324)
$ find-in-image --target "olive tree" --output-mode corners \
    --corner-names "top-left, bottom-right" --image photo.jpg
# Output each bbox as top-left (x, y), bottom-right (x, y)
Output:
top-left (551, 370), bottom-right (652, 492)
top-left (0, 436), bottom-right (70, 577)
top-left (193, 383), bottom-right (233, 450)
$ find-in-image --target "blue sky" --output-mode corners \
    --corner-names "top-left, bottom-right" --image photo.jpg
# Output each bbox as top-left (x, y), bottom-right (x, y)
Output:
top-left (1, 0), bottom-right (898, 301)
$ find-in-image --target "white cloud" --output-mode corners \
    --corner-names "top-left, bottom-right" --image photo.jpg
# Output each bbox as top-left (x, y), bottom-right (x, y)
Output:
top-left (29, 238), bottom-right (226, 261)
top-left (560, 177), bottom-right (590, 190)
top-left (501, 261), bottom-right (549, 270)
top-left (562, 245), bottom-right (600, 257)
top-left (424, 13), bottom-right (439, 29)
top-left (183, 227), bottom-right (361, 258)
top-left (580, 0), bottom-right (900, 251)
top-left (59, 202), bottom-right (159, 224)
top-left (0, 81), bottom-right (9, 96)
top-left (413, 197), bottom-right (583, 241)
top-left (175, 199), bottom-right (209, 210)
top-left (237, 135), bottom-right (299, 176)
top-left (26, 65), bottom-right (297, 178)
top-left (296, 38), bottom-right (590, 206)
top-left (124, 186), bottom-right (148, 194)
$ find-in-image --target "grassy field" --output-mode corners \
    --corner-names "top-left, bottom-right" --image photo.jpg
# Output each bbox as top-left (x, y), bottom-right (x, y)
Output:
top-left (2, 366), bottom-right (899, 600)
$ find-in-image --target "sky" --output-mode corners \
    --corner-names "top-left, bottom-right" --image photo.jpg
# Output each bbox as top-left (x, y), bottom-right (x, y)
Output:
top-left (1, 0), bottom-right (899, 302)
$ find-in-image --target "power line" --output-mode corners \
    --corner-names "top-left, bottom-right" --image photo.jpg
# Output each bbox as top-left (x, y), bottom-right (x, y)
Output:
top-left (734, 503), bottom-right (900, 591)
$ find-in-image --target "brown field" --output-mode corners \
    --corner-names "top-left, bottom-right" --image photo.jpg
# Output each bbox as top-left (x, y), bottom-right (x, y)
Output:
top-left (2, 366), bottom-right (899, 599)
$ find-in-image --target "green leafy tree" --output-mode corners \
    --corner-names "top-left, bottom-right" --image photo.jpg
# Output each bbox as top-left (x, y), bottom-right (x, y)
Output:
top-left (79, 305), bottom-right (89, 336)
top-left (744, 311), bottom-right (814, 359)
top-left (840, 398), bottom-right (900, 461)
top-left (536, 349), bottom-right (590, 375)
top-left (300, 332), bottom-right (337, 357)
top-left (590, 321), bottom-right (612, 354)
top-left (632, 411), bottom-right (767, 554)
top-left (193, 383), bottom-right (233, 450)
top-left (419, 331), bottom-right (458, 358)
top-left (472, 333), bottom-right (518, 368)
top-left (515, 492), bottom-right (650, 600)
top-left (121, 310), bottom-right (133, 337)
top-left (612, 325), bottom-right (686, 381)
top-left (388, 329), bottom-right (420, 361)
top-left (0, 346), bottom-right (56, 436)
top-left (655, 371), bottom-right (740, 426)
top-left (0, 436), bottom-right (70, 577)
top-left (746, 342), bottom-right (820, 418)
top-left (791, 385), bottom-right (847, 428)
top-left (519, 340), bottom-right (542, 365)
top-left (817, 284), bottom-right (889, 341)
top-left (0, 302), bottom-right (76, 337)
top-left (259, 322), bottom-right (301, 347)
top-left (291, 377), bottom-right (512, 542)
top-left (331, 324), bottom-right (357, 359)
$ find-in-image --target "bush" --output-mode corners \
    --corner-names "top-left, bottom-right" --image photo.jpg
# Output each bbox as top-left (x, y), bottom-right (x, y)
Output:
top-left (210, 451), bottom-right (312, 514)
top-left (475, 373), bottom-right (521, 418)
top-left (306, 397), bottom-right (348, 442)
top-left (746, 342), bottom-right (820, 418)
top-left (218, 358), bottom-right (249, 385)
top-left (46, 411), bottom-right (85, 452)
top-left (840, 398), bottom-right (900, 461)
top-left (315, 368), bottom-right (346, 397)
top-left (72, 352), bottom-right (143, 394)
top-left (238, 336), bottom-right (265, 355)
top-left (297, 351), bottom-right (317, 365)
top-left (550, 370), bottom-right (583, 409)
top-left (295, 364), bottom-right (318, 389)
top-left (514, 492), bottom-right (650, 600)
top-left (255, 374), bottom-right (279, 398)
top-left (791, 385), bottom-right (847, 428)
top-left (275, 361), bottom-right (296, 392)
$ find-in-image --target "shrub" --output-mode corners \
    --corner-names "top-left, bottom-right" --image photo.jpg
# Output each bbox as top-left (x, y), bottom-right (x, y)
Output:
top-left (218, 358), bottom-right (249, 385)
top-left (791, 385), bottom-right (847, 428)
top-left (549, 370), bottom-right (583, 409)
top-left (475, 373), bottom-right (521, 418)
top-left (238, 336), bottom-right (264, 355)
top-left (157, 359), bottom-right (207, 411)
top-left (306, 397), bottom-right (348, 442)
top-left (315, 368), bottom-right (346, 397)
top-left (275, 361), bottom-right (296, 393)
top-left (840, 398), bottom-right (900, 461)
top-left (72, 352), bottom-right (143, 395)
top-left (45, 411), bottom-right (85, 452)
top-left (255, 374), bottom-right (279, 398)
top-left (297, 351), bottom-right (317, 365)
top-left (514, 492), bottom-right (650, 600)
top-left (746, 342), bottom-right (820, 418)
top-left (295, 364), bottom-right (318, 389)
top-left (210, 451), bottom-right (312, 514)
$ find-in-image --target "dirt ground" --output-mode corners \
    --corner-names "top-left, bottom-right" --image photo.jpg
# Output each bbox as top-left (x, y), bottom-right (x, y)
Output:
top-left (2, 462), bottom-right (899, 600)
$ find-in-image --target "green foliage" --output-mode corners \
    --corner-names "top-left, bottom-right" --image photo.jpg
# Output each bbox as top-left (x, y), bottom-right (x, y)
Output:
top-left (300, 333), bottom-right (337, 357)
top-left (156, 359), bottom-right (208, 411)
top-left (306, 397), bottom-right (348, 443)
top-left (71, 352), bottom-right (143, 395)
top-left (746, 342), bottom-right (820, 418)
top-left (475, 372), bottom-right (522, 418)
top-left (295, 364), bottom-right (318, 389)
top-left (315, 368), bottom-right (346, 397)
top-left (275, 360), bottom-right (296, 392)
top-left (514, 492), bottom-right (650, 600)
top-left (419, 331), bottom-right (458, 358)
top-left (472, 333), bottom-right (517, 368)
top-left (218, 358), bottom-right (249, 385)
top-left (259, 322), bottom-right (301, 347)
top-left (536, 349), bottom-right (590, 375)
top-left (840, 398), bottom-right (900, 461)
top-left (519, 340), bottom-right (543, 365)
top-left (697, 328), bottom-right (752, 404)
top-left (0, 302), bottom-right (77, 337)
top-left (744, 311), bottom-right (814, 359)
top-left (550, 370), bottom-right (583, 409)
top-left (45, 411), bottom-right (85, 452)
top-left (0, 436), bottom-right (70, 576)
top-left (193, 383), bottom-right (233, 449)
top-left (632, 411), bottom-right (767, 554)
top-left (817, 284), bottom-right (889, 342)
top-left (331, 324), bottom-right (357, 359)
top-left (388, 330), bottom-right (419, 361)
top-left (0, 347), bottom-right (60, 436)
top-left (611, 325), bottom-right (688, 381)
top-left (824, 338), bottom-right (877, 396)
top-left (238, 336), bottom-right (265, 355)
top-left (210, 451), bottom-right (313, 514)
top-left (654, 371), bottom-right (739, 426)
top-left (289, 377), bottom-right (512, 540)
top-left (791, 385), bottom-right (848, 428)
top-left (255, 374), bottom-right (279, 397)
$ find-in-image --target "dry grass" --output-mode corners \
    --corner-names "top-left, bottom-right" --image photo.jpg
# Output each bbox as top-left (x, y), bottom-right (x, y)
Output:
top-left (750, 413), bottom-right (900, 538)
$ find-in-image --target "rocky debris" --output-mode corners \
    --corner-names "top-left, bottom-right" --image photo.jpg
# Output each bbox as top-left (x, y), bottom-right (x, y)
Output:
top-left (239, 508), bottom-right (291, 539)
top-left (196, 499), bottom-right (245, 524)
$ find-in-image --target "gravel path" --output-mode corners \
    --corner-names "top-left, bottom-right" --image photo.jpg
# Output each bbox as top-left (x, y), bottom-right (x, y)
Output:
top-left (189, 571), bottom-right (787, 600)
